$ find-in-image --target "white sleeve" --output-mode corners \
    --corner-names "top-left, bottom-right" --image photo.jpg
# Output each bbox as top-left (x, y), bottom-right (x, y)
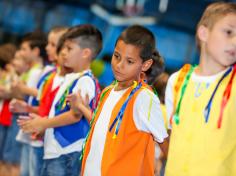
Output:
top-left (72, 76), bottom-right (95, 102)
top-left (165, 72), bottom-right (179, 129)
top-left (26, 68), bottom-right (42, 88)
top-left (133, 89), bottom-right (168, 143)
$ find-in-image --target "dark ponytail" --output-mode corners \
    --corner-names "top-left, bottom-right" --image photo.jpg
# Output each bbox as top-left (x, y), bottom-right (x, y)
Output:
top-left (145, 50), bottom-right (164, 84)
top-left (116, 25), bottom-right (164, 84)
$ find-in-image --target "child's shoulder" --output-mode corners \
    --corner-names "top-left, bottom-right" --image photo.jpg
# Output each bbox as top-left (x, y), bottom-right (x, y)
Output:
top-left (167, 64), bottom-right (193, 89)
top-left (135, 86), bottom-right (160, 106)
top-left (167, 71), bottom-right (180, 90)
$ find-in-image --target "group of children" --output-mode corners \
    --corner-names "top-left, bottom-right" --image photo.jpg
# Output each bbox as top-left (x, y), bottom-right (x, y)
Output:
top-left (0, 2), bottom-right (235, 176)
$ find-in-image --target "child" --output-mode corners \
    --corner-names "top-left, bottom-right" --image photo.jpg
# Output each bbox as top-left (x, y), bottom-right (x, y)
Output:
top-left (165, 2), bottom-right (236, 176)
top-left (16, 27), bottom-right (69, 176)
top-left (80, 25), bottom-right (168, 176)
top-left (19, 24), bottom-right (102, 176)
top-left (9, 31), bottom-right (47, 176)
top-left (0, 44), bottom-right (18, 176)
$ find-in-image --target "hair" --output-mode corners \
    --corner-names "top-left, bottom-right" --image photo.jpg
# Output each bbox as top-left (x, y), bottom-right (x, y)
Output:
top-left (56, 24), bottom-right (103, 60)
top-left (0, 43), bottom-right (17, 68)
top-left (21, 30), bottom-right (47, 60)
top-left (50, 26), bottom-right (68, 34)
top-left (116, 25), bottom-right (164, 83)
top-left (196, 2), bottom-right (236, 50)
top-left (152, 72), bottom-right (169, 104)
top-left (49, 26), bottom-right (68, 56)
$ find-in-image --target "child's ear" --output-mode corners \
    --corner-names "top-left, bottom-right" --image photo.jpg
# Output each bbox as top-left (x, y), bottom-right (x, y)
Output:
top-left (142, 59), bottom-right (153, 72)
top-left (82, 48), bottom-right (92, 60)
top-left (197, 25), bottom-right (209, 43)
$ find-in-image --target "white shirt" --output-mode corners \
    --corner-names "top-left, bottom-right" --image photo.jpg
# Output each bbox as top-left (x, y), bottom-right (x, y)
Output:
top-left (84, 87), bottom-right (168, 176)
top-left (44, 70), bottom-right (95, 159)
top-left (165, 68), bottom-right (229, 130)
top-left (16, 65), bottom-right (43, 147)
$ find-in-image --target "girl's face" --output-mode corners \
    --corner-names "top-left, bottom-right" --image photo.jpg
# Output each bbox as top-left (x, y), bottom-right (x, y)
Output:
top-left (46, 32), bottom-right (61, 63)
top-left (111, 40), bottom-right (152, 85)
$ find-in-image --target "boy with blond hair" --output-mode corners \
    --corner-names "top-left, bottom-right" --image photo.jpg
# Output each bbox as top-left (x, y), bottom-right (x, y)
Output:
top-left (165, 2), bottom-right (236, 175)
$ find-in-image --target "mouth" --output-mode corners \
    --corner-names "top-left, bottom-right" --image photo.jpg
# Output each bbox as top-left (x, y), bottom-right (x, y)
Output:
top-left (113, 70), bottom-right (123, 76)
top-left (226, 50), bottom-right (236, 58)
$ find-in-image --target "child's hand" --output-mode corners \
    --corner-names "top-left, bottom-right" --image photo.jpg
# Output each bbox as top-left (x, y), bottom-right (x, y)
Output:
top-left (18, 113), bottom-right (46, 134)
top-left (0, 85), bottom-right (8, 98)
top-left (9, 99), bottom-right (28, 113)
top-left (11, 80), bottom-right (25, 97)
top-left (66, 90), bottom-right (90, 116)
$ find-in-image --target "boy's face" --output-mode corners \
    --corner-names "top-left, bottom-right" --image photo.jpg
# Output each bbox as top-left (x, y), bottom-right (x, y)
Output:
top-left (46, 32), bottom-right (60, 63)
top-left (57, 49), bottom-right (66, 67)
top-left (62, 40), bottom-right (85, 71)
top-left (200, 13), bottom-right (236, 67)
top-left (12, 57), bottom-right (28, 74)
top-left (111, 40), bottom-right (152, 83)
top-left (19, 42), bottom-right (35, 61)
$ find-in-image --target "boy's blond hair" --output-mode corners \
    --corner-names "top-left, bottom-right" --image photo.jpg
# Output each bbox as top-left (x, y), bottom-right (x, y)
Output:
top-left (196, 2), bottom-right (236, 49)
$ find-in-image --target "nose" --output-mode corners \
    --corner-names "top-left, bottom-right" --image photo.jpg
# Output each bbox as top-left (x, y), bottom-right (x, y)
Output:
top-left (45, 45), bottom-right (50, 53)
top-left (116, 59), bottom-right (125, 70)
top-left (232, 36), bottom-right (236, 47)
top-left (61, 47), bottom-right (67, 57)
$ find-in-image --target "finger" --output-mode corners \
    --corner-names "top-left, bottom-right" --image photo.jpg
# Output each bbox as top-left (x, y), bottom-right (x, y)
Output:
top-left (29, 113), bottom-right (40, 119)
top-left (85, 94), bottom-right (90, 105)
top-left (17, 119), bottom-right (28, 127)
top-left (66, 94), bottom-right (72, 100)
top-left (22, 126), bottom-right (32, 134)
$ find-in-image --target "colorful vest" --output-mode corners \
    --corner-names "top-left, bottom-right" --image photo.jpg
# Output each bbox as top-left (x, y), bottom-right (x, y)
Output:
top-left (165, 65), bottom-right (236, 176)
top-left (0, 100), bottom-right (12, 126)
top-left (81, 81), bottom-right (155, 176)
top-left (38, 69), bottom-right (58, 117)
top-left (54, 72), bottom-right (100, 148)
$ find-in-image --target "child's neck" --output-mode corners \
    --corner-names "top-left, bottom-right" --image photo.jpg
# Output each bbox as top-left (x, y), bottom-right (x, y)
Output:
top-left (115, 80), bottom-right (137, 91)
top-left (59, 66), bottom-right (72, 76)
top-left (73, 64), bottom-right (90, 74)
top-left (197, 52), bottom-right (227, 76)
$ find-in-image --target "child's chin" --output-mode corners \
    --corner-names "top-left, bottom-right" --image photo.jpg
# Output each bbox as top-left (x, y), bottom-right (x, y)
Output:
top-left (64, 63), bottom-right (72, 68)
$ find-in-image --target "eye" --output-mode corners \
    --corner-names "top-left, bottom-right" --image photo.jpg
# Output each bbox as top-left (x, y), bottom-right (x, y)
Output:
top-left (113, 52), bottom-right (120, 60)
top-left (67, 46), bottom-right (72, 51)
top-left (127, 60), bottom-right (134, 64)
top-left (224, 29), bottom-right (233, 36)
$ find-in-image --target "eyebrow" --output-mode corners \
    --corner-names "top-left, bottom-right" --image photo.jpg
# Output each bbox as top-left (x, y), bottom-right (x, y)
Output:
top-left (228, 24), bottom-right (236, 28)
top-left (126, 56), bottom-right (135, 60)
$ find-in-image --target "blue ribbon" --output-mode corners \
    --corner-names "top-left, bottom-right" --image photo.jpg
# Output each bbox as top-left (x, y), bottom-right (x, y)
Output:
top-left (109, 82), bottom-right (142, 137)
top-left (204, 66), bottom-right (232, 123)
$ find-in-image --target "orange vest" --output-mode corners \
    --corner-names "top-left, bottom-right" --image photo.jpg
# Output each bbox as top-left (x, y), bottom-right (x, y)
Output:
top-left (81, 83), bottom-right (155, 176)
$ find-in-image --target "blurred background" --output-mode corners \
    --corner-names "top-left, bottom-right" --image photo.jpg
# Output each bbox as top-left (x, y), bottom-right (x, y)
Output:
top-left (0, 0), bottom-right (235, 85)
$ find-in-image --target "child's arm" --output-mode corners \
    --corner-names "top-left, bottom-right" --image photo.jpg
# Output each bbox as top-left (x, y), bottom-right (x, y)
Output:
top-left (134, 89), bottom-right (169, 157)
top-left (66, 91), bottom-right (92, 122)
top-left (18, 110), bottom-right (83, 134)
top-left (0, 85), bottom-right (13, 99)
top-left (19, 75), bottom-right (96, 133)
top-left (64, 75), bottom-right (96, 123)
top-left (11, 80), bottom-right (38, 97)
top-left (158, 138), bottom-right (169, 159)
top-left (165, 72), bottom-right (178, 132)
top-left (9, 99), bottom-right (39, 114)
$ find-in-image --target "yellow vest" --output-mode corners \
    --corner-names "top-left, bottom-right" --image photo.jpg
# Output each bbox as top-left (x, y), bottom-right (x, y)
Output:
top-left (165, 68), bottom-right (236, 176)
